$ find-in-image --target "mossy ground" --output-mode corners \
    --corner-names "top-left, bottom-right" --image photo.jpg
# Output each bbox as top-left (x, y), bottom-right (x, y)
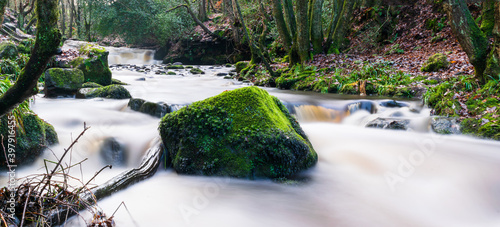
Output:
top-left (237, 61), bottom-right (423, 99)
top-left (159, 86), bottom-right (317, 179)
top-left (424, 76), bottom-right (500, 140)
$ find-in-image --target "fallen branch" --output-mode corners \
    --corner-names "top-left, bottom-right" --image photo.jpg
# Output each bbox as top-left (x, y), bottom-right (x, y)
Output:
top-left (46, 137), bottom-right (164, 225)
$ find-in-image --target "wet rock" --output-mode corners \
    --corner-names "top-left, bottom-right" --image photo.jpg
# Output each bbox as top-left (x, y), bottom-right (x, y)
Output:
top-left (366, 118), bottom-right (410, 130)
top-left (111, 78), bottom-right (128, 85)
top-left (81, 82), bottom-right (102, 88)
top-left (44, 68), bottom-right (84, 98)
top-left (136, 77), bottom-right (146, 81)
top-left (99, 137), bottom-right (127, 166)
top-left (0, 113), bottom-right (58, 169)
top-left (128, 98), bottom-right (171, 118)
top-left (431, 117), bottom-right (461, 135)
top-left (172, 62), bottom-right (183, 65)
top-left (85, 85), bottom-right (132, 99)
top-left (379, 100), bottom-right (410, 108)
top-left (223, 76), bottom-right (233, 79)
top-left (216, 73), bottom-right (228, 76)
top-left (76, 50), bottom-right (112, 86)
top-left (159, 86), bottom-right (317, 179)
top-left (345, 101), bottom-right (377, 115)
top-left (190, 68), bottom-right (205, 74)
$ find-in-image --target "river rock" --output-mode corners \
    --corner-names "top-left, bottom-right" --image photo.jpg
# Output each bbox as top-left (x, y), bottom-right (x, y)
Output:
top-left (99, 137), bottom-right (127, 166)
top-left (85, 85), bottom-right (132, 99)
top-left (128, 98), bottom-right (171, 118)
top-left (76, 50), bottom-right (112, 86)
top-left (44, 68), bottom-right (85, 97)
top-left (431, 117), bottom-right (461, 135)
top-left (0, 113), bottom-right (58, 169)
top-left (345, 100), bottom-right (377, 115)
top-left (379, 100), bottom-right (409, 108)
top-left (159, 86), bottom-right (318, 179)
top-left (366, 118), bottom-right (410, 130)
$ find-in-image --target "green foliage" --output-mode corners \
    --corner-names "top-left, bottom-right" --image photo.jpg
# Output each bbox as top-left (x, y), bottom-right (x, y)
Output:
top-left (159, 87), bottom-right (317, 178)
top-left (0, 41), bottom-right (19, 59)
top-left (0, 78), bottom-right (32, 133)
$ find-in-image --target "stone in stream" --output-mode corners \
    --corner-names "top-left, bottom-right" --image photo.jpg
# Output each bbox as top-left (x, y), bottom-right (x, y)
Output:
top-left (216, 72), bottom-right (228, 76)
top-left (84, 85), bottom-right (132, 99)
top-left (344, 100), bottom-right (377, 115)
top-left (366, 118), bottom-right (410, 130)
top-left (431, 117), bottom-right (461, 135)
top-left (159, 86), bottom-right (318, 179)
top-left (128, 98), bottom-right (171, 118)
top-left (76, 48), bottom-right (112, 86)
top-left (44, 68), bottom-right (85, 97)
top-left (99, 137), bottom-right (127, 166)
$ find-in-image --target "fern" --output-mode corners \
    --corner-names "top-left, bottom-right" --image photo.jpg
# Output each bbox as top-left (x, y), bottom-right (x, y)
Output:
top-left (0, 78), bottom-right (32, 134)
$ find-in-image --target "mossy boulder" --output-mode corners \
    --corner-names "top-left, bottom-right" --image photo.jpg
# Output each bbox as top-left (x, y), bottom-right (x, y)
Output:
top-left (0, 113), bottom-right (58, 169)
top-left (421, 53), bottom-right (449, 72)
top-left (166, 65), bottom-right (184, 70)
top-left (75, 44), bottom-right (112, 86)
top-left (189, 68), bottom-right (205, 74)
top-left (0, 42), bottom-right (18, 59)
top-left (85, 85), bottom-right (131, 99)
top-left (44, 68), bottom-right (85, 97)
top-left (159, 86), bottom-right (318, 179)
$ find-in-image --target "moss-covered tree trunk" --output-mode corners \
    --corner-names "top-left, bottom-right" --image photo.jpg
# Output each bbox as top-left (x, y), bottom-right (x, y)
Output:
top-left (328, 0), bottom-right (356, 53)
top-left (310, 0), bottom-right (324, 54)
top-left (283, 0), bottom-right (297, 38)
top-left (481, 0), bottom-right (496, 36)
top-left (0, 0), bottom-right (7, 30)
top-left (272, 0), bottom-right (292, 52)
top-left (444, 0), bottom-right (490, 84)
top-left (0, 0), bottom-right (62, 118)
top-left (295, 0), bottom-right (310, 63)
top-left (484, 2), bottom-right (500, 80)
top-left (324, 0), bottom-right (342, 53)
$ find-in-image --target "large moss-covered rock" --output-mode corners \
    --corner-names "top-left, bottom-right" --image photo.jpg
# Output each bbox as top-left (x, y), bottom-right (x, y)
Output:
top-left (76, 44), bottom-right (112, 86)
top-left (0, 113), bottom-right (58, 169)
top-left (421, 53), bottom-right (449, 72)
top-left (85, 84), bottom-right (131, 99)
top-left (0, 41), bottom-right (18, 59)
top-left (44, 68), bottom-right (85, 97)
top-left (159, 86), bottom-right (317, 179)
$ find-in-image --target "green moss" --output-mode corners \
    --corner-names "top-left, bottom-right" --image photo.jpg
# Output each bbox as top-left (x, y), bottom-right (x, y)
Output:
top-left (190, 68), bottom-right (205, 74)
top-left (185, 65), bottom-right (194, 69)
top-left (166, 65), bottom-right (184, 69)
top-left (235, 61), bottom-right (249, 73)
top-left (44, 68), bottom-right (84, 90)
top-left (167, 71), bottom-right (177, 75)
top-left (85, 84), bottom-right (131, 99)
top-left (81, 82), bottom-right (102, 88)
top-left (0, 59), bottom-right (20, 75)
top-left (77, 52), bottom-right (112, 86)
top-left (79, 43), bottom-right (107, 57)
top-left (0, 41), bottom-right (18, 59)
top-left (111, 78), bottom-right (128, 85)
top-left (225, 63), bottom-right (233, 67)
top-left (421, 53), bottom-right (449, 72)
top-left (0, 112), bottom-right (58, 169)
top-left (70, 57), bottom-right (85, 68)
top-left (461, 118), bottom-right (500, 140)
top-left (159, 86), bottom-right (317, 179)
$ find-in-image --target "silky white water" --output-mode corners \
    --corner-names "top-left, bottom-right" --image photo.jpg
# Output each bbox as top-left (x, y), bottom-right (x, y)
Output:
top-left (2, 44), bottom-right (500, 227)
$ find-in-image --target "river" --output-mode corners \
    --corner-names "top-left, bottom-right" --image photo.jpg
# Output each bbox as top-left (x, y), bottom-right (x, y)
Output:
top-left (5, 42), bottom-right (500, 226)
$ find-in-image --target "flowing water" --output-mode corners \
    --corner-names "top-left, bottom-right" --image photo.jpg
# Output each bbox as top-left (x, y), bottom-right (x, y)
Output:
top-left (3, 43), bottom-right (500, 227)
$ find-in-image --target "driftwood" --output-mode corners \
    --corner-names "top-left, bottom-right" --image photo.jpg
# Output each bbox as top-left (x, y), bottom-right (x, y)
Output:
top-left (47, 138), bottom-right (164, 225)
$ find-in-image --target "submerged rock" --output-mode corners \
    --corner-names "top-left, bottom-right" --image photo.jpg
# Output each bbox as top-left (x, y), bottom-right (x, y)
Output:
top-left (366, 118), bottom-right (410, 130)
top-left (44, 68), bottom-right (84, 97)
top-left (85, 85), bottom-right (131, 99)
top-left (159, 86), bottom-right (318, 179)
top-left (0, 113), bottom-right (58, 169)
top-left (99, 137), bottom-right (127, 166)
top-left (128, 98), bottom-right (171, 118)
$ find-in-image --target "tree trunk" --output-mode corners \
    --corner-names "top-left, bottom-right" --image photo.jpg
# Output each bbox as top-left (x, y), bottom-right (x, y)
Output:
top-left (0, 0), bottom-right (62, 118)
top-left (283, 0), bottom-right (296, 38)
top-left (69, 0), bottom-right (74, 38)
top-left (199, 0), bottom-right (208, 21)
top-left (0, 0), bottom-right (7, 30)
top-left (325, 0), bottom-right (342, 53)
top-left (60, 0), bottom-right (66, 36)
top-left (484, 2), bottom-right (500, 81)
top-left (310, 0), bottom-right (324, 54)
top-left (295, 0), bottom-right (310, 63)
top-left (480, 0), bottom-right (496, 36)
top-left (329, 0), bottom-right (356, 53)
top-left (444, 0), bottom-right (489, 84)
top-left (272, 0), bottom-right (292, 52)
